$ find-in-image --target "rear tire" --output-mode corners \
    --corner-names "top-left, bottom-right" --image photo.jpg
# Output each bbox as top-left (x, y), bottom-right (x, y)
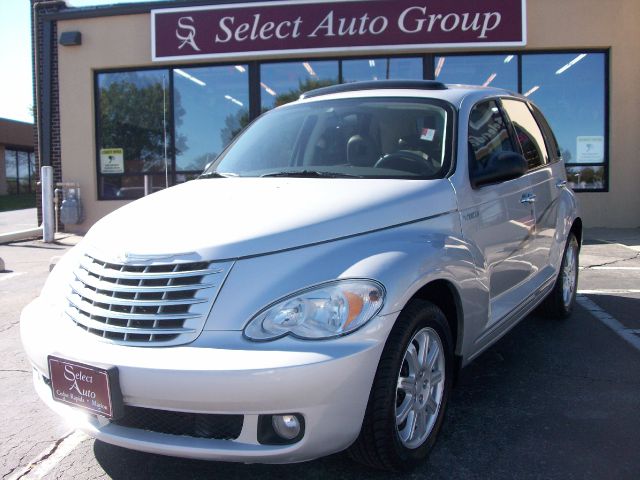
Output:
top-left (539, 232), bottom-right (579, 319)
top-left (349, 300), bottom-right (453, 471)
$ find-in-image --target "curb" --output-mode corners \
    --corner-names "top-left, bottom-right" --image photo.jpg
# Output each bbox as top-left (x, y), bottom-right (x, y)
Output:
top-left (0, 228), bottom-right (42, 245)
top-left (49, 256), bottom-right (62, 272)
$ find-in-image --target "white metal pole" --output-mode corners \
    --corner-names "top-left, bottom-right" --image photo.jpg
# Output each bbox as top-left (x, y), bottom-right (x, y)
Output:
top-left (163, 74), bottom-right (169, 189)
top-left (42, 166), bottom-right (55, 243)
top-left (144, 174), bottom-right (152, 196)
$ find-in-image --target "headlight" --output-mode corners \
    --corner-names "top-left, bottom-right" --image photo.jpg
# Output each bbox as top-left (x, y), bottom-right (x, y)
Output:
top-left (244, 279), bottom-right (385, 341)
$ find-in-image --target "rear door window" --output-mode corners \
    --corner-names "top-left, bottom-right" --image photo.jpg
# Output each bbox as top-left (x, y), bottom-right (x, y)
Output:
top-left (468, 100), bottom-right (518, 179)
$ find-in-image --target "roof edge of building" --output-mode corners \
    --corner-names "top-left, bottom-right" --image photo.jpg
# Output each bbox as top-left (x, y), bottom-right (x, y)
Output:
top-left (0, 117), bottom-right (34, 126)
top-left (44, 0), bottom-right (275, 21)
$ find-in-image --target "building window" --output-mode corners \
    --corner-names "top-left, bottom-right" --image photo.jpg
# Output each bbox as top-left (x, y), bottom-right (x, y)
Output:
top-left (173, 65), bottom-right (249, 177)
top-left (96, 69), bottom-right (172, 200)
top-left (434, 51), bottom-right (608, 191)
top-left (5, 150), bottom-right (18, 195)
top-left (521, 52), bottom-right (607, 190)
top-left (342, 57), bottom-right (423, 83)
top-left (260, 60), bottom-right (339, 111)
top-left (434, 54), bottom-right (518, 92)
top-left (4, 149), bottom-right (35, 195)
top-left (93, 52), bottom-right (608, 200)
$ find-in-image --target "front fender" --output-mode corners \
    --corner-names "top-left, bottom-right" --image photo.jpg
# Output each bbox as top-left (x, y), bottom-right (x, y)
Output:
top-left (203, 213), bottom-right (486, 357)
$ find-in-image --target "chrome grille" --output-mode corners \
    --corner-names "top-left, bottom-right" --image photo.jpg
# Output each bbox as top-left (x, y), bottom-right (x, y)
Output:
top-left (66, 254), bottom-right (233, 346)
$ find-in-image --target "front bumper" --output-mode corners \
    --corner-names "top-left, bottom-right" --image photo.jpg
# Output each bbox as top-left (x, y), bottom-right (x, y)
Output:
top-left (21, 297), bottom-right (396, 463)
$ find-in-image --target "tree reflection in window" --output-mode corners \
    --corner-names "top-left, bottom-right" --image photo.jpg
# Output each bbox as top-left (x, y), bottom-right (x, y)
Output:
top-left (220, 77), bottom-right (338, 144)
top-left (98, 71), bottom-right (185, 175)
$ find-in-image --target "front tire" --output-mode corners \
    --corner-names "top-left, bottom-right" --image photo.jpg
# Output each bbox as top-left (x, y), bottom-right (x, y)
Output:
top-left (349, 300), bottom-right (453, 471)
top-left (539, 232), bottom-right (579, 319)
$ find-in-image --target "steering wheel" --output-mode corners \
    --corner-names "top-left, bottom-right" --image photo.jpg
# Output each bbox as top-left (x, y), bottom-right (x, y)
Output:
top-left (374, 150), bottom-right (438, 175)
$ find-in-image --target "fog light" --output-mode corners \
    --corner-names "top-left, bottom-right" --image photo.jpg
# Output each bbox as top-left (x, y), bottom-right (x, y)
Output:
top-left (272, 414), bottom-right (301, 440)
top-left (257, 413), bottom-right (304, 444)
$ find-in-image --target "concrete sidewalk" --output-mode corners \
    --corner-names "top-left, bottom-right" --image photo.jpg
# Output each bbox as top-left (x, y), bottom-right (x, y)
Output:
top-left (0, 208), bottom-right (38, 235)
top-left (581, 227), bottom-right (640, 270)
top-left (584, 227), bottom-right (640, 251)
top-left (0, 208), bottom-right (40, 246)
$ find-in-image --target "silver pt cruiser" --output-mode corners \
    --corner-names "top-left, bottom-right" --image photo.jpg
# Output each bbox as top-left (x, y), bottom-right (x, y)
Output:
top-left (21, 81), bottom-right (580, 471)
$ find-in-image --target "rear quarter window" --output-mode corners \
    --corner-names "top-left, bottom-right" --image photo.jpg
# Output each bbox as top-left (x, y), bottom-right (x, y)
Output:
top-left (501, 99), bottom-right (549, 170)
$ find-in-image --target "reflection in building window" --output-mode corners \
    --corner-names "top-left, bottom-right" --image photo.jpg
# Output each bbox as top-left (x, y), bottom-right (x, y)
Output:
top-left (173, 65), bottom-right (249, 173)
top-left (4, 150), bottom-right (18, 195)
top-left (96, 70), bottom-right (171, 200)
top-left (435, 54), bottom-right (518, 92)
top-left (18, 152), bottom-right (31, 192)
top-left (342, 57), bottom-right (422, 83)
top-left (566, 166), bottom-right (605, 190)
top-left (522, 52), bottom-right (606, 190)
top-left (260, 61), bottom-right (339, 110)
top-left (4, 149), bottom-right (35, 195)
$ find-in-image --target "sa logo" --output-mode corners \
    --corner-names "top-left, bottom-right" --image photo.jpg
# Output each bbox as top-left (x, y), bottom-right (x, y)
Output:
top-left (176, 16), bottom-right (201, 52)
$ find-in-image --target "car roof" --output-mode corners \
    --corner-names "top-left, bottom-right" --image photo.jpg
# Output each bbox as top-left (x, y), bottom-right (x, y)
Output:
top-left (294, 80), bottom-right (521, 108)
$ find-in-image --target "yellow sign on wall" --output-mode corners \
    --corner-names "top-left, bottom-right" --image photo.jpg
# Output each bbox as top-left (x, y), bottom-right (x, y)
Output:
top-left (100, 148), bottom-right (124, 174)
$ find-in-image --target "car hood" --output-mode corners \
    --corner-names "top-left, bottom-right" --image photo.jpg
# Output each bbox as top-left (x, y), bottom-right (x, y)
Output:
top-left (83, 178), bottom-right (457, 261)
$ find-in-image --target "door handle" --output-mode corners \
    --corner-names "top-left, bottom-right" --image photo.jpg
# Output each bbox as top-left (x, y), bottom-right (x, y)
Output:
top-left (520, 193), bottom-right (537, 204)
top-left (556, 180), bottom-right (568, 189)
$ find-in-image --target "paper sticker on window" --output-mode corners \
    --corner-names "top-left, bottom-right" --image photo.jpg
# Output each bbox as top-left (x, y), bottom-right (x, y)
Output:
top-left (421, 128), bottom-right (436, 141)
top-left (100, 148), bottom-right (124, 174)
top-left (576, 136), bottom-right (604, 163)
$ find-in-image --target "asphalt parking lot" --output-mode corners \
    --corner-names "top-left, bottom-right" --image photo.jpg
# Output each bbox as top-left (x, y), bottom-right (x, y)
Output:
top-left (1, 229), bottom-right (639, 479)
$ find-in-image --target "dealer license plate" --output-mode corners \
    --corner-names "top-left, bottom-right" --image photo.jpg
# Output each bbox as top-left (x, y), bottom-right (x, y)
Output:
top-left (48, 356), bottom-right (121, 418)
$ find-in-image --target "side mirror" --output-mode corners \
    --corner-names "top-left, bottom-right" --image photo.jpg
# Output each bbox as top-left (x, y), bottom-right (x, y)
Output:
top-left (470, 151), bottom-right (528, 189)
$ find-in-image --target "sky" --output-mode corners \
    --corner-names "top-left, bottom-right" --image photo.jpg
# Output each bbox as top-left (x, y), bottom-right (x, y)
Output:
top-left (0, 0), bottom-right (161, 123)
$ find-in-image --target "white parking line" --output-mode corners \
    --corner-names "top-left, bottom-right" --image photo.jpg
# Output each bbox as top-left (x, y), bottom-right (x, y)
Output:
top-left (577, 295), bottom-right (640, 352)
top-left (580, 266), bottom-right (640, 270)
top-left (8, 431), bottom-right (87, 480)
top-left (577, 289), bottom-right (640, 295)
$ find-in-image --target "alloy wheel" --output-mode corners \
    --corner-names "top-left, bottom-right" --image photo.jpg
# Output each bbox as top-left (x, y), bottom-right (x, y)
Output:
top-left (395, 327), bottom-right (445, 449)
top-left (562, 237), bottom-right (579, 308)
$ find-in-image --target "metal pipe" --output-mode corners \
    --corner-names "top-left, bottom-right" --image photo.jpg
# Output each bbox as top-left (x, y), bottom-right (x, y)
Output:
top-left (42, 166), bottom-right (54, 242)
top-left (54, 187), bottom-right (61, 233)
top-left (144, 175), bottom-right (152, 196)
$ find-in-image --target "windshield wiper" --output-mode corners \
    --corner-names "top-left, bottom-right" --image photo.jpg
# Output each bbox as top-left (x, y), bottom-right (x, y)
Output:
top-left (261, 170), bottom-right (361, 178)
top-left (199, 171), bottom-right (236, 178)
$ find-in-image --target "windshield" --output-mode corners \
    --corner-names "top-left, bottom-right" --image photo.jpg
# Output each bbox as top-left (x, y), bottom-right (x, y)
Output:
top-left (203, 97), bottom-right (454, 179)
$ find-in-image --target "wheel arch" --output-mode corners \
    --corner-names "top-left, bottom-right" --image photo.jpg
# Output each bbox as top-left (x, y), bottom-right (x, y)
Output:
top-left (571, 217), bottom-right (583, 249)
top-left (409, 279), bottom-right (464, 373)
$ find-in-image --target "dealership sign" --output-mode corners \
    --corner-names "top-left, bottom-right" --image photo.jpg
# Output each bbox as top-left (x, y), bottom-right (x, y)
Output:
top-left (152, 0), bottom-right (526, 61)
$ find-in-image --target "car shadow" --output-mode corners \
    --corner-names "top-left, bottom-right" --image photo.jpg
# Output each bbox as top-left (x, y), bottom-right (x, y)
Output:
top-left (580, 293), bottom-right (640, 328)
top-left (93, 441), bottom-right (389, 480)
